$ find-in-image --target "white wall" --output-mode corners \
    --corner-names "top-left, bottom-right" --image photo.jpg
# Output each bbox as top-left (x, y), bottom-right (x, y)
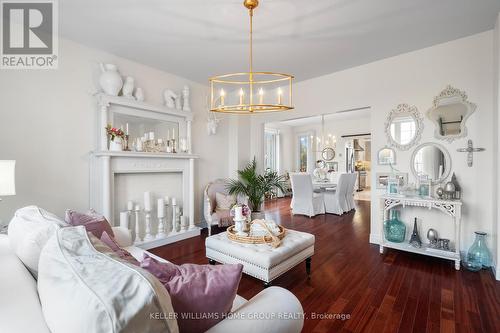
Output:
top-left (0, 37), bottom-right (231, 226)
top-left (247, 31), bottom-right (496, 276)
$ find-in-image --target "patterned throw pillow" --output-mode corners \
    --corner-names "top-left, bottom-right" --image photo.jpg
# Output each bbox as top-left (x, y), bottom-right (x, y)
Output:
top-left (215, 192), bottom-right (236, 212)
top-left (65, 209), bottom-right (114, 239)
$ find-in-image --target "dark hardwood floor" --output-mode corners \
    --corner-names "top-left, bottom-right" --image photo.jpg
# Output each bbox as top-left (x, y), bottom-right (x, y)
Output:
top-left (151, 198), bottom-right (500, 333)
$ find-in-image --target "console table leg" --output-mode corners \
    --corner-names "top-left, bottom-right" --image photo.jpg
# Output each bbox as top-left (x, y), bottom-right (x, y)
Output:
top-left (455, 260), bottom-right (460, 270)
top-left (379, 245), bottom-right (384, 254)
top-left (306, 257), bottom-right (312, 276)
top-left (263, 281), bottom-right (272, 288)
top-left (208, 259), bottom-right (216, 265)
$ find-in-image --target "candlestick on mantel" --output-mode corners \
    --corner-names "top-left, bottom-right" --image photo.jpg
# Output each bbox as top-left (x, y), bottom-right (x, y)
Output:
top-left (144, 192), bottom-right (152, 211)
top-left (171, 200), bottom-right (177, 234)
top-left (143, 208), bottom-right (154, 241)
top-left (119, 211), bottom-right (129, 229)
top-left (157, 198), bottom-right (167, 239)
top-left (164, 196), bottom-right (170, 205)
top-left (127, 200), bottom-right (134, 211)
top-left (134, 205), bottom-right (142, 244)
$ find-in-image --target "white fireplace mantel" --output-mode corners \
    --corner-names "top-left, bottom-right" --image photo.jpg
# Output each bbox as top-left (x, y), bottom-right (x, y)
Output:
top-left (90, 93), bottom-right (200, 249)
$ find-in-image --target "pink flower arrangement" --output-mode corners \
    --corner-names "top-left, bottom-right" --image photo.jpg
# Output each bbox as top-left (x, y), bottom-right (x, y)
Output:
top-left (105, 124), bottom-right (125, 141)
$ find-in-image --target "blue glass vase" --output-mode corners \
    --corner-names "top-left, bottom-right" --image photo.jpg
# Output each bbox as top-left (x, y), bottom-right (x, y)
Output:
top-left (465, 231), bottom-right (491, 271)
top-left (384, 209), bottom-right (406, 243)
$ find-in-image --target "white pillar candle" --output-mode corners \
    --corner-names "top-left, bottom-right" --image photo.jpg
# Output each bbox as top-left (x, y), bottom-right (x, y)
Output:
top-left (234, 206), bottom-right (243, 220)
top-left (125, 123), bottom-right (129, 135)
top-left (157, 198), bottom-right (165, 218)
top-left (127, 200), bottom-right (134, 211)
top-left (172, 128), bottom-right (175, 140)
top-left (119, 211), bottom-right (129, 229)
top-left (164, 196), bottom-right (170, 205)
top-left (171, 197), bottom-right (177, 206)
top-left (144, 191), bottom-right (152, 211)
top-left (149, 132), bottom-right (155, 140)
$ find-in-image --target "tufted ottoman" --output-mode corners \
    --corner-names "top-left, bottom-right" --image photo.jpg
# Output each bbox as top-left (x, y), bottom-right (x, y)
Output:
top-left (205, 229), bottom-right (315, 287)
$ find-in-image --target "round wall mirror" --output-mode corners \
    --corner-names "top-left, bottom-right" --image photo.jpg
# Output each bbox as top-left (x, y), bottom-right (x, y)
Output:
top-left (321, 147), bottom-right (335, 161)
top-left (385, 104), bottom-right (423, 150)
top-left (410, 143), bottom-right (451, 185)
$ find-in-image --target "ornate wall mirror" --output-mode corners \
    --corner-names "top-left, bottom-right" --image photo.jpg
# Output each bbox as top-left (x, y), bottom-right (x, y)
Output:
top-left (410, 142), bottom-right (451, 185)
top-left (321, 147), bottom-right (335, 161)
top-left (427, 85), bottom-right (476, 142)
top-left (385, 103), bottom-right (423, 151)
top-left (377, 147), bottom-right (396, 165)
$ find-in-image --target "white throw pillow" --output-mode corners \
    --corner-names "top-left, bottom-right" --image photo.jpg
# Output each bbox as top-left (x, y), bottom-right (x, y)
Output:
top-left (7, 206), bottom-right (67, 278)
top-left (37, 226), bottom-right (178, 333)
top-left (215, 192), bottom-right (236, 212)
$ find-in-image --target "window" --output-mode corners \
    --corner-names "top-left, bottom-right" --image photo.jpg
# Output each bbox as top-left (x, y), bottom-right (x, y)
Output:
top-left (298, 134), bottom-right (309, 172)
top-left (264, 129), bottom-right (279, 172)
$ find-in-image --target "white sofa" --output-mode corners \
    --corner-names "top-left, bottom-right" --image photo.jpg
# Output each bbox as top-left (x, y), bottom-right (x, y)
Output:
top-left (0, 225), bottom-right (304, 333)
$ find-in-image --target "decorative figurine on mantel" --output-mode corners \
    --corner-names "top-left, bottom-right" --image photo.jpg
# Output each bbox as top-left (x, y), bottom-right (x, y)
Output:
top-left (182, 85), bottom-right (191, 111)
top-left (134, 87), bottom-right (144, 101)
top-left (122, 76), bottom-right (135, 99)
top-left (175, 94), bottom-right (182, 110)
top-left (409, 218), bottom-right (422, 248)
top-left (163, 89), bottom-right (178, 109)
top-left (99, 63), bottom-right (123, 96)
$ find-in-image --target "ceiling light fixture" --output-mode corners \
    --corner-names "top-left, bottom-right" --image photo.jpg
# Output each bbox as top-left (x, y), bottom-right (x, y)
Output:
top-left (209, 0), bottom-right (294, 114)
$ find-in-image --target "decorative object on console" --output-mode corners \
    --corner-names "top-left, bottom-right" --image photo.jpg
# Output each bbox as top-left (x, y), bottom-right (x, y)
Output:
top-left (427, 228), bottom-right (438, 248)
top-left (383, 209), bottom-right (406, 243)
top-left (209, 0), bottom-right (294, 114)
top-left (418, 176), bottom-right (431, 197)
top-left (450, 173), bottom-right (461, 199)
top-left (435, 186), bottom-right (444, 199)
top-left (377, 146), bottom-right (396, 165)
top-left (464, 231), bottom-right (491, 271)
top-left (98, 63), bottom-right (123, 96)
top-left (456, 139), bottom-right (485, 167)
top-left (427, 85), bottom-right (476, 142)
top-left (387, 178), bottom-right (399, 194)
top-left (443, 181), bottom-right (456, 200)
top-left (409, 218), bottom-right (422, 248)
top-left (226, 158), bottom-right (286, 217)
top-left (122, 76), bottom-right (135, 98)
top-left (105, 124), bottom-right (125, 151)
top-left (376, 172), bottom-right (407, 190)
top-left (182, 85), bottom-right (191, 111)
top-left (385, 103), bottom-right (423, 151)
top-left (163, 89), bottom-right (177, 108)
top-left (410, 142), bottom-right (451, 185)
top-left (134, 87), bottom-right (144, 101)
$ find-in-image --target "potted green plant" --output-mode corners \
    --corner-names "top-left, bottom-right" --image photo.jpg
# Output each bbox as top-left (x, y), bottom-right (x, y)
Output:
top-left (226, 158), bottom-right (286, 220)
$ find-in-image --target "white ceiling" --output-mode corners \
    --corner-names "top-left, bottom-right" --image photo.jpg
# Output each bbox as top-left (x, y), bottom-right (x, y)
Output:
top-left (60, 0), bottom-right (500, 84)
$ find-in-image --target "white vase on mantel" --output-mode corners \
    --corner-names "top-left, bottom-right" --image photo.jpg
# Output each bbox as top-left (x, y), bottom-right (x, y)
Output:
top-left (99, 63), bottom-right (123, 96)
top-left (109, 138), bottom-right (123, 151)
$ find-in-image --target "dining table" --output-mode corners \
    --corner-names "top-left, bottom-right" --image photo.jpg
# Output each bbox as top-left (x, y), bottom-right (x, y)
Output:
top-left (312, 179), bottom-right (337, 190)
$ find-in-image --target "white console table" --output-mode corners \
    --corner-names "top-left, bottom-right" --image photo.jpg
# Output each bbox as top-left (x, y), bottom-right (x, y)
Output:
top-left (379, 195), bottom-right (462, 270)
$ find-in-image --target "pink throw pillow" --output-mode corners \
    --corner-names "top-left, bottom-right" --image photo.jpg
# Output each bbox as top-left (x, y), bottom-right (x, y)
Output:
top-left (141, 254), bottom-right (243, 333)
top-left (65, 209), bottom-right (114, 239)
top-left (100, 231), bottom-right (139, 266)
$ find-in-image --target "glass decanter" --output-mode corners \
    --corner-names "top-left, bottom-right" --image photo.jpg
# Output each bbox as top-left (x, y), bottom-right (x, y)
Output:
top-left (384, 209), bottom-right (406, 243)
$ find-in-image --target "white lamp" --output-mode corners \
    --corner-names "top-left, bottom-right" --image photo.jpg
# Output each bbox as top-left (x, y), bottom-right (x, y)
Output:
top-left (0, 160), bottom-right (16, 199)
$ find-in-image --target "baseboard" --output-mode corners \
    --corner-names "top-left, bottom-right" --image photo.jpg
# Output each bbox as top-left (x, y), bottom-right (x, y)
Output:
top-left (369, 233), bottom-right (380, 245)
top-left (493, 259), bottom-right (500, 281)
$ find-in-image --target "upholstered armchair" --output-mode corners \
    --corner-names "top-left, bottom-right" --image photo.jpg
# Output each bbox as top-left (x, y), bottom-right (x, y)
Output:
top-left (204, 179), bottom-right (248, 236)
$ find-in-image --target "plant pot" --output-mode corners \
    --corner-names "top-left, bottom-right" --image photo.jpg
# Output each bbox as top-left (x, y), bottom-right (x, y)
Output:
top-left (251, 211), bottom-right (265, 221)
top-left (109, 138), bottom-right (123, 151)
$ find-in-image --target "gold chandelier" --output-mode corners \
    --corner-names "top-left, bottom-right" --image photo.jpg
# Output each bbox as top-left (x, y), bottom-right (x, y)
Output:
top-left (209, 0), bottom-right (294, 114)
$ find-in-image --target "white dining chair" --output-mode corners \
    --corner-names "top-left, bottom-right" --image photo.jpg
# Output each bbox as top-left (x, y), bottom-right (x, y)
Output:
top-left (289, 173), bottom-right (325, 218)
top-left (345, 173), bottom-right (357, 211)
top-left (323, 173), bottom-right (349, 215)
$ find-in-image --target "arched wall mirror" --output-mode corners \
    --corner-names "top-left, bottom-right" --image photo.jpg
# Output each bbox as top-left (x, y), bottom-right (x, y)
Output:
top-left (410, 142), bottom-right (451, 185)
top-left (377, 147), bottom-right (396, 165)
top-left (427, 85), bottom-right (476, 142)
top-left (385, 104), bottom-right (423, 151)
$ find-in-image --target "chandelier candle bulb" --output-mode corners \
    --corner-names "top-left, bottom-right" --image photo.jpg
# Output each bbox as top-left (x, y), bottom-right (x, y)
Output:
top-left (278, 88), bottom-right (283, 105)
top-left (239, 88), bottom-right (245, 105)
top-left (220, 89), bottom-right (225, 106)
top-left (144, 192), bottom-right (152, 211)
top-left (157, 198), bottom-right (165, 218)
top-left (258, 88), bottom-right (264, 105)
